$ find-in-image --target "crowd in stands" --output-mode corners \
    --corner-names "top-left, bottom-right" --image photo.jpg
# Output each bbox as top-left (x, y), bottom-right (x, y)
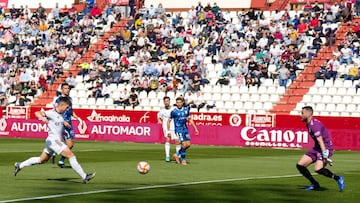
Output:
top-left (1, 1), bottom-right (359, 112)
top-left (0, 1), bottom-right (123, 112)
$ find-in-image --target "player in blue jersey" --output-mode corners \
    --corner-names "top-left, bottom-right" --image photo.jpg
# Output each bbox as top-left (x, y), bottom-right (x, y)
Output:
top-left (14, 97), bottom-right (95, 183)
top-left (167, 97), bottom-right (199, 165)
top-left (52, 83), bottom-right (83, 168)
top-left (296, 106), bottom-right (344, 191)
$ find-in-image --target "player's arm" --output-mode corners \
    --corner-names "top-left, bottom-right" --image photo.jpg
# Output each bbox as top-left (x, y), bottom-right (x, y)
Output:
top-left (316, 135), bottom-right (332, 165)
top-left (35, 111), bottom-right (48, 124)
top-left (166, 119), bottom-right (171, 135)
top-left (187, 117), bottom-right (199, 135)
top-left (72, 111), bottom-right (83, 123)
top-left (157, 112), bottom-right (163, 124)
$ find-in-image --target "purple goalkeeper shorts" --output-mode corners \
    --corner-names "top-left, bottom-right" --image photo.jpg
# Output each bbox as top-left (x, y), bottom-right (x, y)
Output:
top-left (305, 148), bottom-right (334, 163)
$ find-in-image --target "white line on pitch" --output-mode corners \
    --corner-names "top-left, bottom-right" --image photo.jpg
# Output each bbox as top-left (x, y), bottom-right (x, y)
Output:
top-left (0, 174), bottom-right (302, 202)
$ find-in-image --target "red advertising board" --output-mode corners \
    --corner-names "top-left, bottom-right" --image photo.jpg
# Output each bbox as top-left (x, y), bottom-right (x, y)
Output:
top-left (28, 107), bottom-right (246, 127)
top-left (6, 106), bottom-right (29, 119)
top-left (1, 117), bottom-right (360, 150)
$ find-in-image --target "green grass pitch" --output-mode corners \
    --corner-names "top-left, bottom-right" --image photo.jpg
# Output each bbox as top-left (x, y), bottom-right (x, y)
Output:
top-left (0, 138), bottom-right (359, 202)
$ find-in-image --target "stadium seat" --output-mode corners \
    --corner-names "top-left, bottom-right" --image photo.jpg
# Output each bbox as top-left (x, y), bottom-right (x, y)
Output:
top-left (243, 101), bottom-right (253, 110)
top-left (315, 103), bottom-right (326, 112)
top-left (222, 93), bottom-right (231, 101)
top-left (321, 95), bottom-right (332, 103)
top-left (332, 95), bottom-right (342, 104)
top-left (267, 86), bottom-right (276, 94)
top-left (317, 87), bottom-right (328, 95)
top-left (139, 91), bottom-right (147, 100)
top-left (312, 95), bottom-right (322, 103)
top-left (148, 91), bottom-right (157, 99)
top-left (259, 94), bottom-right (270, 102)
top-left (224, 101), bottom-right (234, 109)
top-left (336, 104), bottom-right (346, 112)
top-left (222, 85), bottom-right (231, 93)
top-left (157, 91), bottom-right (166, 99)
top-left (327, 87), bottom-right (337, 95)
top-left (269, 94), bottom-right (279, 103)
top-left (253, 102), bottom-right (263, 110)
top-left (335, 87), bottom-right (346, 95)
top-left (212, 92), bottom-right (221, 101)
top-left (230, 86), bottom-right (240, 93)
top-left (241, 93), bottom-right (250, 101)
top-left (263, 102), bottom-right (273, 110)
top-left (239, 86), bottom-right (249, 93)
top-left (277, 86), bottom-right (286, 94)
top-left (314, 79), bottom-right (324, 87)
top-left (234, 101), bottom-right (243, 109)
top-left (308, 86), bottom-right (318, 95)
top-left (263, 78), bottom-right (274, 86)
top-left (250, 94), bottom-right (260, 102)
top-left (342, 95), bottom-right (352, 104)
top-left (333, 80), bottom-right (343, 88)
top-left (346, 87), bottom-right (356, 96)
top-left (343, 80), bottom-right (353, 88)
top-left (212, 85), bottom-right (221, 93)
top-left (346, 104), bottom-right (356, 112)
top-left (202, 85), bottom-right (212, 93)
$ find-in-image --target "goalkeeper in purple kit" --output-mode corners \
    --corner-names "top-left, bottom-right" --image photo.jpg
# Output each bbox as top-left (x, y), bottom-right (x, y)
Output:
top-left (296, 106), bottom-right (344, 191)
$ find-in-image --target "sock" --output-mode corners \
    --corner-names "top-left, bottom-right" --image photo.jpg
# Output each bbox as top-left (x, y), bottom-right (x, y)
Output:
top-left (19, 157), bottom-right (41, 169)
top-left (296, 164), bottom-right (319, 185)
top-left (59, 156), bottom-right (66, 164)
top-left (316, 168), bottom-right (340, 180)
top-left (179, 147), bottom-right (186, 160)
top-left (176, 145), bottom-right (181, 154)
top-left (165, 142), bottom-right (170, 158)
top-left (68, 156), bottom-right (86, 179)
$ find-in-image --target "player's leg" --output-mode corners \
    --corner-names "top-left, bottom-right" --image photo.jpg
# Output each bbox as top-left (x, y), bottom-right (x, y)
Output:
top-left (296, 152), bottom-right (320, 190)
top-left (174, 138), bottom-right (181, 155)
top-left (179, 141), bottom-right (191, 165)
top-left (172, 132), bottom-right (183, 164)
top-left (58, 128), bottom-right (74, 168)
top-left (60, 147), bottom-right (96, 183)
top-left (164, 131), bottom-right (171, 162)
top-left (314, 154), bottom-right (344, 191)
top-left (14, 150), bottom-right (52, 176)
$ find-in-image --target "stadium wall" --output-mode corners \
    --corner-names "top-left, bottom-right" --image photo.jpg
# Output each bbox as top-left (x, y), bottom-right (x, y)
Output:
top-left (1, 107), bottom-right (360, 150)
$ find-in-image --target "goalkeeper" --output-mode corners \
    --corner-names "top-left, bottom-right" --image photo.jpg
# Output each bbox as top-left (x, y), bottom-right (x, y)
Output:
top-left (296, 106), bottom-right (344, 191)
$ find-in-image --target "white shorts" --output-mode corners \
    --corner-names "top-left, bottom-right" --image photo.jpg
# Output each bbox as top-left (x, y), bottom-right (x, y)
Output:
top-left (43, 139), bottom-right (67, 155)
top-left (164, 130), bottom-right (179, 140)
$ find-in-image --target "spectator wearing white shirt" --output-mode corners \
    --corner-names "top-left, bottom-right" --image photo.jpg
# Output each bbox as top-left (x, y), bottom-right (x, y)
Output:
top-left (119, 68), bottom-right (132, 84)
top-left (257, 32), bottom-right (269, 49)
top-left (340, 43), bottom-right (353, 65)
top-left (190, 91), bottom-right (206, 112)
top-left (327, 55), bottom-right (340, 80)
top-left (223, 47), bottom-right (238, 68)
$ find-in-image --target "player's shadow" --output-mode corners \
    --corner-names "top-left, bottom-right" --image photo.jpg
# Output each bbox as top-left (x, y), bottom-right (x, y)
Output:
top-left (47, 177), bottom-right (78, 183)
top-left (296, 185), bottom-right (329, 191)
top-left (52, 165), bottom-right (72, 169)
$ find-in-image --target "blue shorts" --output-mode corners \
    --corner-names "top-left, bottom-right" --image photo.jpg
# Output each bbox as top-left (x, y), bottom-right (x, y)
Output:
top-left (63, 127), bottom-right (75, 140)
top-left (176, 132), bottom-right (191, 142)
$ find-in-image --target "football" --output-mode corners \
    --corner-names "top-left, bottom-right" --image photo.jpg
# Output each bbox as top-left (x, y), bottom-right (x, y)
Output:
top-left (137, 161), bottom-right (150, 174)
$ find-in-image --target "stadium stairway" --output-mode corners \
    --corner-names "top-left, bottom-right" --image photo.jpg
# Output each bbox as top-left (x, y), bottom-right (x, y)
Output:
top-left (30, 19), bottom-right (129, 107)
top-left (268, 0), bottom-right (289, 11)
top-left (270, 20), bottom-right (358, 115)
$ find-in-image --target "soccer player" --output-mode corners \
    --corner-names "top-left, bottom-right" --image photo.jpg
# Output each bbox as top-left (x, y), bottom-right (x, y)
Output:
top-left (158, 96), bottom-right (180, 162)
top-left (52, 82), bottom-right (83, 168)
top-left (296, 106), bottom-right (344, 191)
top-left (167, 97), bottom-right (199, 165)
top-left (14, 97), bottom-right (95, 183)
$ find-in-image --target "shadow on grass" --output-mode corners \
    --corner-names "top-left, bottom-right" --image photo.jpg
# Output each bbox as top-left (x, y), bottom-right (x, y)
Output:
top-left (47, 177), bottom-right (79, 183)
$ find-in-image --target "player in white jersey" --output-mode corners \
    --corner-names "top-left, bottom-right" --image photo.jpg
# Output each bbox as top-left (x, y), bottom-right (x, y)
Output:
top-left (158, 96), bottom-right (180, 162)
top-left (13, 97), bottom-right (96, 184)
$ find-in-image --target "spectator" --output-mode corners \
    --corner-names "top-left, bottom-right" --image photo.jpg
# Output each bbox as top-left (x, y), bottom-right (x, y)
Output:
top-left (65, 72), bottom-right (76, 89)
top-left (190, 91), bottom-right (206, 112)
top-left (278, 63), bottom-right (290, 88)
top-left (128, 89), bottom-right (139, 109)
top-left (10, 92), bottom-right (30, 106)
top-left (149, 75), bottom-right (160, 91)
top-left (113, 88), bottom-right (130, 106)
